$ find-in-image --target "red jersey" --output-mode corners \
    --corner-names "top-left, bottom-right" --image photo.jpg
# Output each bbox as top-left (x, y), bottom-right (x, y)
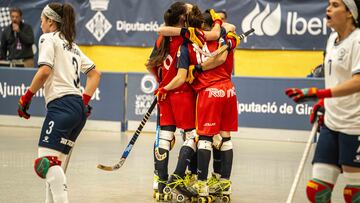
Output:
top-left (177, 36), bottom-right (234, 93)
top-left (150, 35), bottom-right (192, 92)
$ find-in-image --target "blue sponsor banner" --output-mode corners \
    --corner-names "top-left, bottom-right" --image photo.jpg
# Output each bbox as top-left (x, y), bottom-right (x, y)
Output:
top-left (126, 73), bottom-right (325, 130)
top-left (1, 0), bottom-right (329, 50)
top-left (234, 77), bottom-right (324, 130)
top-left (126, 73), bottom-right (158, 122)
top-left (0, 67), bottom-right (125, 122)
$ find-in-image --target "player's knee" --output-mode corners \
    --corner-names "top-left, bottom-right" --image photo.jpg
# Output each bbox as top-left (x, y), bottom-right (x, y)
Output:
top-left (159, 130), bottom-right (175, 151)
top-left (220, 138), bottom-right (232, 151)
top-left (34, 156), bottom-right (61, 179)
top-left (183, 129), bottom-right (197, 151)
top-left (343, 172), bottom-right (360, 203)
top-left (306, 178), bottom-right (334, 203)
top-left (197, 136), bottom-right (212, 151)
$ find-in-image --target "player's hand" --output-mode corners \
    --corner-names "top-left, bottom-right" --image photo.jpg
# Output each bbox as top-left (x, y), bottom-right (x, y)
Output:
top-left (82, 93), bottom-right (92, 118)
top-left (285, 87), bottom-right (332, 103)
top-left (155, 87), bottom-right (168, 101)
top-left (186, 64), bottom-right (203, 84)
top-left (181, 27), bottom-right (205, 48)
top-left (310, 99), bottom-right (324, 125)
top-left (209, 9), bottom-right (222, 26)
top-left (226, 32), bottom-right (240, 51)
top-left (18, 90), bottom-right (34, 119)
top-left (85, 105), bottom-right (92, 118)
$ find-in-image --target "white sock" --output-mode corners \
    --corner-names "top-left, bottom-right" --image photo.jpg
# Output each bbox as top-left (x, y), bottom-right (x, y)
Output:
top-left (46, 165), bottom-right (68, 203)
top-left (45, 182), bottom-right (54, 203)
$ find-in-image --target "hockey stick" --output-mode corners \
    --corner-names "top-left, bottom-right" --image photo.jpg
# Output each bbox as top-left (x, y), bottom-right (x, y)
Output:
top-left (97, 97), bottom-right (157, 171)
top-left (193, 28), bottom-right (255, 57)
top-left (63, 147), bottom-right (73, 173)
top-left (286, 121), bottom-right (319, 203)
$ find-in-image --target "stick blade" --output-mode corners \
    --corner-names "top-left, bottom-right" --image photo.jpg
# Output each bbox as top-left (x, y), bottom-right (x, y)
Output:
top-left (97, 164), bottom-right (116, 171)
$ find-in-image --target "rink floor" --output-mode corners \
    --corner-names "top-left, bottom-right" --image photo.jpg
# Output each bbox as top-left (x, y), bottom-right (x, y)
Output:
top-left (0, 125), bottom-right (347, 203)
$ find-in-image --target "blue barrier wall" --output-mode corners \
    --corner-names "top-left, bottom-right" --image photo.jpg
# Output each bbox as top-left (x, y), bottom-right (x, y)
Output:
top-left (0, 68), bottom-right (325, 130)
top-left (0, 67), bottom-right (125, 122)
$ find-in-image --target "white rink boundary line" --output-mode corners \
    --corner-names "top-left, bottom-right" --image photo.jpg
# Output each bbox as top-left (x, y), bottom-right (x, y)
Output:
top-left (0, 115), bottom-right (121, 132)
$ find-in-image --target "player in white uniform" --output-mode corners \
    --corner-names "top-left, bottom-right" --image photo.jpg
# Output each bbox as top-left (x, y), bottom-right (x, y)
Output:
top-left (17, 3), bottom-right (101, 203)
top-left (286, 0), bottom-right (360, 202)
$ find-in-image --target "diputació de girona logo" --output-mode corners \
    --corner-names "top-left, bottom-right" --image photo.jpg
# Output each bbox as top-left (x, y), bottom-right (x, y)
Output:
top-left (241, 2), bottom-right (281, 42)
top-left (86, 0), bottom-right (112, 42)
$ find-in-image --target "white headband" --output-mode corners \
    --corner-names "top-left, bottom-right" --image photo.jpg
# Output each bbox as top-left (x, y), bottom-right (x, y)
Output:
top-left (343, 0), bottom-right (358, 22)
top-left (42, 5), bottom-right (62, 23)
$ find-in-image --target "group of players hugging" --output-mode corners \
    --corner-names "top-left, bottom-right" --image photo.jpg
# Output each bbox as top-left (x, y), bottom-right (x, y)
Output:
top-left (146, 2), bottom-right (240, 202)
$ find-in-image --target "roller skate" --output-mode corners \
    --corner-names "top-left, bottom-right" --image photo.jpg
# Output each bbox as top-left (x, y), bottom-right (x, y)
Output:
top-left (155, 179), bottom-right (172, 202)
top-left (153, 174), bottom-right (159, 198)
top-left (207, 172), bottom-right (221, 200)
top-left (164, 174), bottom-right (196, 202)
top-left (184, 171), bottom-right (197, 187)
top-left (209, 178), bottom-right (232, 203)
top-left (188, 180), bottom-right (215, 203)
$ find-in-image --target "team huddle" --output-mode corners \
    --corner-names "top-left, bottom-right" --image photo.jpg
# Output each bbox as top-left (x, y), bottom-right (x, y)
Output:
top-left (14, 0), bottom-right (360, 202)
top-left (146, 2), bottom-right (239, 203)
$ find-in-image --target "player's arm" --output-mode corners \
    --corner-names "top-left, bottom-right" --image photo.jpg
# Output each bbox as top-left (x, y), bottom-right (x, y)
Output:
top-left (163, 69), bottom-right (188, 91)
top-left (17, 65), bottom-right (51, 119)
top-left (83, 68), bottom-right (101, 97)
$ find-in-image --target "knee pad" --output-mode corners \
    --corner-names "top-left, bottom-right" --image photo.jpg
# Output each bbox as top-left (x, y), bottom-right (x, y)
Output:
top-left (306, 178), bottom-right (334, 203)
top-left (344, 172), bottom-right (360, 203)
top-left (34, 156), bottom-right (61, 179)
top-left (344, 185), bottom-right (360, 203)
top-left (220, 138), bottom-right (233, 151)
top-left (159, 130), bottom-right (175, 151)
top-left (212, 134), bottom-right (223, 150)
top-left (183, 129), bottom-right (197, 151)
top-left (197, 139), bottom-right (212, 151)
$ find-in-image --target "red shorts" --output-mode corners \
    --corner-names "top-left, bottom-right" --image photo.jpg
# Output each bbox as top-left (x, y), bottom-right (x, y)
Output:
top-left (196, 81), bottom-right (238, 136)
top-left (158, 90), bottom-right (196, 130)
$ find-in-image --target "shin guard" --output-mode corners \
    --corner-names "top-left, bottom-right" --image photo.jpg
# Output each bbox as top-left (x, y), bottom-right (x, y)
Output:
top-left (197, 138), bottom-right (212, 181)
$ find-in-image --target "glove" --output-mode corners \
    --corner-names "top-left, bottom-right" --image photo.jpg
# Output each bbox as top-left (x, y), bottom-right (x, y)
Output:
top-left (18, 89), bottom-right (34, 119)
top-left (209, 9), bottom-right (222, 26)
top-left (310, 99), bottom-right (325, 125)
top-left (186, 64), bottom-right (203, 84)
top-left (180, 27), bottom-right (206, 48)
top-left (226, 32), bottom-right (240, 52)
top-left (155, 87), bottom-right (168, 101)
top-left (285, 87), bottom-right (332, 103)
top-left (82, 93), bottom-right (92, 118)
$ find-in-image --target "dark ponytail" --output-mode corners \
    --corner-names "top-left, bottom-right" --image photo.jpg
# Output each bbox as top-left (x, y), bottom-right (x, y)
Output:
top-left (48, 3), bottom-right (76, 48)
top-left (146, 2), bottom-right (187, 68)
top-left (355, 0), bottom-right (360, 27)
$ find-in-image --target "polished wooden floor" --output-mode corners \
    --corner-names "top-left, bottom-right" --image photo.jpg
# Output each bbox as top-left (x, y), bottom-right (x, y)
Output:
top-left (0, 126), bottom-right (347, 203)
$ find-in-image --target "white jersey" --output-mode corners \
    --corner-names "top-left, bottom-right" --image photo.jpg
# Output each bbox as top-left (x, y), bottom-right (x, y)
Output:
top-left (38, 32), bottom-right (95, 105)
top-left (324, 29), bottom-right (360, 134)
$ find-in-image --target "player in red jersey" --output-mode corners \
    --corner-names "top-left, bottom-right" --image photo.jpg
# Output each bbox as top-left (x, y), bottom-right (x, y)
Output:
top-left (146, 2), bottom-right (206, 201)
top-left (175, 11), bottom-right (239, 201)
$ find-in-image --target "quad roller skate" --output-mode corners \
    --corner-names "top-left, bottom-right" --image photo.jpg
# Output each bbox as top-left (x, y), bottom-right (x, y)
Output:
top-left (188, 180), bottom-right (215, 203)
top-left (163, 174), bottom-right (197, 202)
top-left (184, 171), bottom-right (197, 187)
top-left (155, 179), bottom-right (172, 202)
top-left (209, 178), bottom-right (232, 203)
top-left (153, 174), bottom-right (159, 198)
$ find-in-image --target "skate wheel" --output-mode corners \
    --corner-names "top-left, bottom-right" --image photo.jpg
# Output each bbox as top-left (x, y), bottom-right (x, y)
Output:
top-left (153, 189), bottom-right (158, 199)
top-left (155, 193), bottom-right (162, 201)
top-left (164, 186), bottom-right (172, 194)
top-left (176, 194), bottom-right (185, 202)
top-left (209, 195), bottom-right (216, 202)
top-left (198, 196), bottom-right (207, 203)
top-left (164, 193), bottom-right (172, 201)
top-left (221, 195), bottom-right (230, 203)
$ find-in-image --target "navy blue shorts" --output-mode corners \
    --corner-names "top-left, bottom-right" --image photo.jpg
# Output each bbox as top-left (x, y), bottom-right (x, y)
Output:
top-left (313, 125), bottom-right (360, 167)
top-left (38, 95), bottom-right (87, 154)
